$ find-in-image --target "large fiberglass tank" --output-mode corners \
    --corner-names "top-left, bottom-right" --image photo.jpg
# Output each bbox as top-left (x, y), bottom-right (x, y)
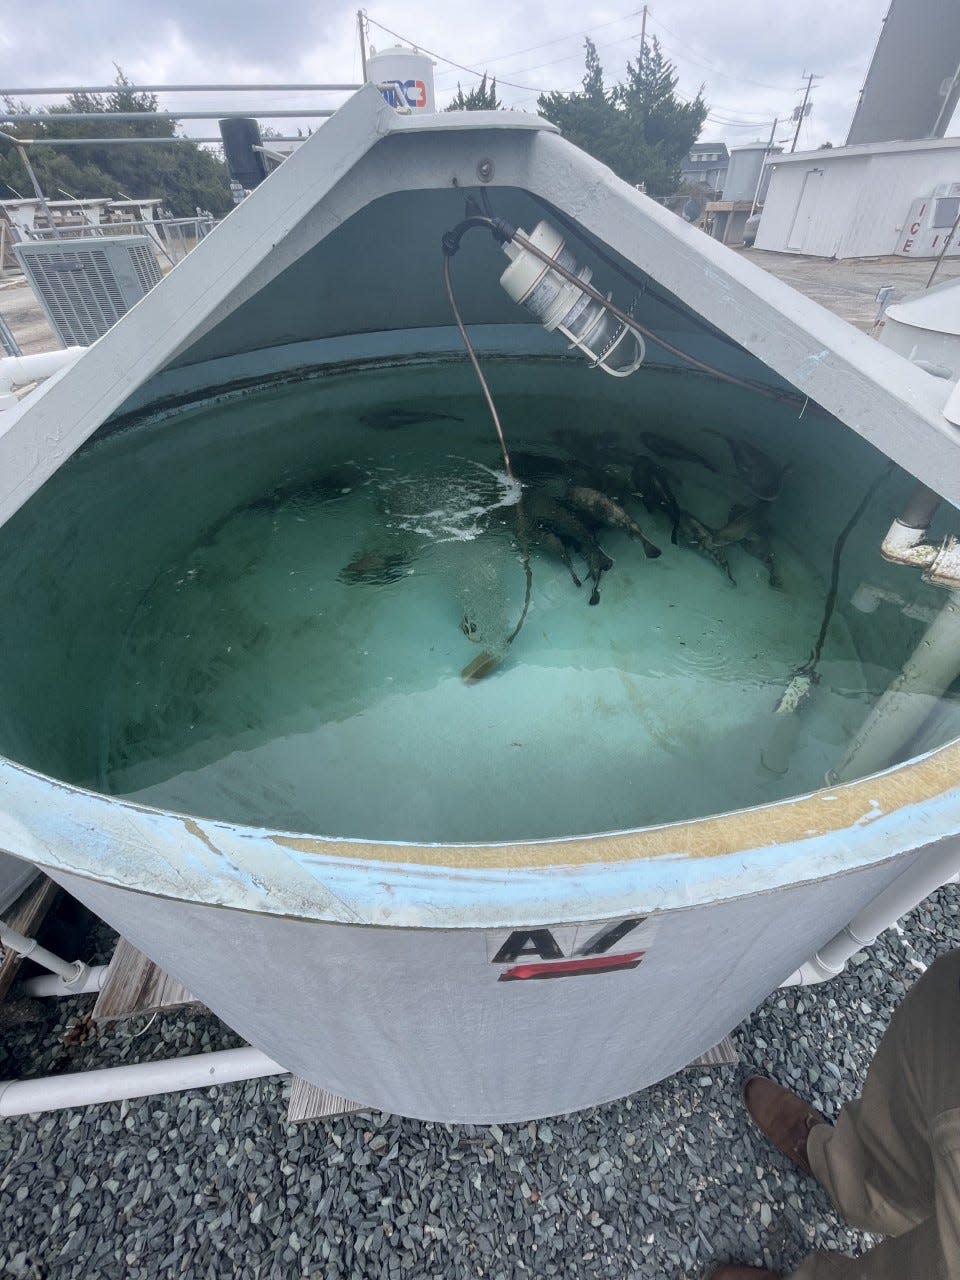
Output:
top-left (1, 88), bottom-right (959, 1121)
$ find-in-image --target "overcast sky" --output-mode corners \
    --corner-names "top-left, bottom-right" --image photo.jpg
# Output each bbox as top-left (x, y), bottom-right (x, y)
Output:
top-left (0, 0), bottom-right (954, 153)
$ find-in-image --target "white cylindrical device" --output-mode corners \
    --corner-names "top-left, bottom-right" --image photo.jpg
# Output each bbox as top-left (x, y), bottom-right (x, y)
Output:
top-left (499, 220), bottom-right (645, 376)
top-left (367, 45), bottom-right (436, 114)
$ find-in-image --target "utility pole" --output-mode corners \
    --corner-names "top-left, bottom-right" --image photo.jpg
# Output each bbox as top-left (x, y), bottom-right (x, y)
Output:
top-left (639, 4), bottom-right (648, 62)
top-left (750, 117), bottom-right (778, 217)
top-left (357, 10), bottom-right (369, 82)
top-left (790, 72), bottom-right (820, 152)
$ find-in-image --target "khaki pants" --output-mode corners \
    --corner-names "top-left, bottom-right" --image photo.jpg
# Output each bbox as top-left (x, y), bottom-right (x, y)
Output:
top-left (789, 948), bottom-right (960, 1280)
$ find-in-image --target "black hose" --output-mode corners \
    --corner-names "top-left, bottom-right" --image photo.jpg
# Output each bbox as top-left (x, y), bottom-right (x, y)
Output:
top-left (803, 462), bottom-right (895, 676)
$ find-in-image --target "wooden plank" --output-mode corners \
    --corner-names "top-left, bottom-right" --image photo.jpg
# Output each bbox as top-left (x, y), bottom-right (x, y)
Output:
top-left (287, 1076), bottom-right (367, 1123)
top-left (0, 876), bottom-right (59, 1005)
top-left (93, 937), bottom-right (197, 1022)
top-left (686, 1035), bottom-right (739, 1068)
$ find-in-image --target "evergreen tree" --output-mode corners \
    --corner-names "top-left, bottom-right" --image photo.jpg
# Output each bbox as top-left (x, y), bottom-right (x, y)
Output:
top-left (0, 68), bottom-right (233, 216)
top-left (446, 74), bottom-right (501, 111)
top-left (537, 37), bottom-right (706, 196)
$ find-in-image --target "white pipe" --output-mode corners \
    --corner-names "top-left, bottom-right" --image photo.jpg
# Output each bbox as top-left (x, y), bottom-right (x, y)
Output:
top-left (0, 1046), bottom-right (286, 1117)
top-left (830, 592), bottom-right (960, 784)
top-left (19, 963), bottom-right (108, 997)
top-left (0, 347), bottom-right (85, 410)
top-left (781, 840), bottom-right (960, 987)
top-left (0, 920), bottom-right (84, 984)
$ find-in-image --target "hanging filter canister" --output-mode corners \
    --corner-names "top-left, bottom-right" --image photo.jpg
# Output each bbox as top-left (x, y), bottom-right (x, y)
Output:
top-left (499, 220), bottom-right (645, 377)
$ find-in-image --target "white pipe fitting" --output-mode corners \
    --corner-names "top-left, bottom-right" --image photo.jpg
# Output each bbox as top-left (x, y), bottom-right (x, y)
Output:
top-left (0, 1046), bottom-right (286, 1117)
top-left (781, 839), bottom-right (960, 987)
top-left (20, 963), bottom-right (109, 998)
top-left (0, 347), bottom-right (85, 411)
top-left (0, 920), bottom-right (85, 984)
top-left (880, 518), bottom-right (939, 569)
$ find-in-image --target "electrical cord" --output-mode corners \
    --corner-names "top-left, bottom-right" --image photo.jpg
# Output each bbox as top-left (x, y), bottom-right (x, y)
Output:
top-left (802, 462), bottom-right (895, 678)
top-left (441, 242), bottom-right (533, 672)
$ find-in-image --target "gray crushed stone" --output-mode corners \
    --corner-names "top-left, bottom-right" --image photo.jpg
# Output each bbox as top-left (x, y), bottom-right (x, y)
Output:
top-left (0, 883), bottom-right (957, 1279)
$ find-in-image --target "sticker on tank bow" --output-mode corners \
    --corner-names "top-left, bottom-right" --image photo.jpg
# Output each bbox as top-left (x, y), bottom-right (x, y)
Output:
top-left (489, 916), bottom-right (656, 981)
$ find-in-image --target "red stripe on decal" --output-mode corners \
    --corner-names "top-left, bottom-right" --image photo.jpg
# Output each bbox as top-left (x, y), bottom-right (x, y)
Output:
top-left (499, 951), bottom-right (645, 982)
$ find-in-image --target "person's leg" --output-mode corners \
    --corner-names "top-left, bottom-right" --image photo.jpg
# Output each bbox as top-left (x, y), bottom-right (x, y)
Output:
top-left (786, 1214), bottom-right (946, 1279)
top-left (807, 950), bottom-right (960, 1236)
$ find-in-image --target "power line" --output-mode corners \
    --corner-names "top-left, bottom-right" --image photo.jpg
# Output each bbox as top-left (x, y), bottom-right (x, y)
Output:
top-left (365, 15), bottom-right (541, 91)
top-left (434, 9), bottom-right (643, 75)
top-left (644, 10), bottom-right (786, 91)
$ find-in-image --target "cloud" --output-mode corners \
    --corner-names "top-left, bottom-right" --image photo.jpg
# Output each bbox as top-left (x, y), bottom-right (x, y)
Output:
top-left (0, 0), bottom-right (953, 153)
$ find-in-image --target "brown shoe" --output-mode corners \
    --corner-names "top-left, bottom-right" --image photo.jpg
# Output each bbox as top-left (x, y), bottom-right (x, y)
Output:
top-left (743, 1074), bottom-right (828, 1176)
top-left (709, 1269), bottom-right (783, 1279)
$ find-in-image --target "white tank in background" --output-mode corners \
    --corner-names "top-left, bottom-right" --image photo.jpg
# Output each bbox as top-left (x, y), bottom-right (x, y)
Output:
top-left (367, 45), bottom-right (436, 114)
top-left (880, 278), bottom-right (960, 380)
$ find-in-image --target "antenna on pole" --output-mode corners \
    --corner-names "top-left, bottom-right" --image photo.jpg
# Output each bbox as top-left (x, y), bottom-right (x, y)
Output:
top-left (790, 72), bottom-right (821, 152)
top-left (357, 10), bottom-right (369, 82)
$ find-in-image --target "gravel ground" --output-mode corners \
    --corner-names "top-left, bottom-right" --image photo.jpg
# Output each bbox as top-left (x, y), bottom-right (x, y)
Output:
top-left (0, 883), bottom-right (957, 1279)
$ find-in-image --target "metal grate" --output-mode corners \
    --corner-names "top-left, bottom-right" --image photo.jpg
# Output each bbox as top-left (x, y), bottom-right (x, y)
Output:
top-left (13, 235), bottom-right (163, 347)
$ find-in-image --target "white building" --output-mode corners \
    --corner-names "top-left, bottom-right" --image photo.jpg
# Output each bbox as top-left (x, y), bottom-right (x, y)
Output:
top-left (755, 136), bottom-right (960, 258)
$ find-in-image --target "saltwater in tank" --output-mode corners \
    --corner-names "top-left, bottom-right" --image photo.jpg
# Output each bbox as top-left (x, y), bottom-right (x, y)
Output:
top-left (0, 360), bottom-right (951, 846)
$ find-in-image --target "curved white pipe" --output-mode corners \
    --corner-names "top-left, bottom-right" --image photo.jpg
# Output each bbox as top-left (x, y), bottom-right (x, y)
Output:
top-left (831, 593), bottom-right (960, 784)
top-left (781, 842), bottom-right (960, 987)
top-left (20, 963), bottom-right (109, 997)
top-left (0, 1046), bottom-right (286, 1117)
top-left (0, 347), bottom-right (85, 410)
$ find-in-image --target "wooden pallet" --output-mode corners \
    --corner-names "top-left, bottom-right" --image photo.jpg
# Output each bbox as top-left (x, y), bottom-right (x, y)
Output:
top-left (687, 1035), bottom-right (739, 1068)
top-left (287, 1077), bottom-right (367, 1123)
top-left (0, 876), bottom-right (59, 1005)
top-left (93, 937), bottom-right (198, 1022)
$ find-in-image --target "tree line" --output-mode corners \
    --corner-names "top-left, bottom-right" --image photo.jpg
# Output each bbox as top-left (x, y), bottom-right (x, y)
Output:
top-left (0, 71), bottom-right (234, 217)
top-left (447, 38), bottom-right (707, 198)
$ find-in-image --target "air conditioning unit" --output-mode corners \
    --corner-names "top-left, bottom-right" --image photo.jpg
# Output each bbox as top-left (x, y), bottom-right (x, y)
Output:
top-left (897, 183), bottom-right (960, 258)
top-left (13, 235), bottom-right (163, 347)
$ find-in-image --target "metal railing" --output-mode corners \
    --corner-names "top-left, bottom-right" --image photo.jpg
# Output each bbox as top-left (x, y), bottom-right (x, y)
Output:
top-left (23, 212), bottom-right (217, 264)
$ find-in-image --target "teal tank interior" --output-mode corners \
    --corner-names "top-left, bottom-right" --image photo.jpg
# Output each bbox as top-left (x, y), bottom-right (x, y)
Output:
top-left (0, 355), bottom-right (955, 845)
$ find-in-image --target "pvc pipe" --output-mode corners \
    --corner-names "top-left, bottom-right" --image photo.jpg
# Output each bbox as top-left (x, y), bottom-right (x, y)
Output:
top-left (0, 1047), bottom-right (286, 1117)
top-left (20, 963), bottom-right (108, 997)
top-left (830, 592), bottom-right (960, 784)
top-left (0, 920), bottom-right (84, 984)
top-left (781, 839), bottom-right (960, 987)
top-left (0, 348), bottom-right (85, 410)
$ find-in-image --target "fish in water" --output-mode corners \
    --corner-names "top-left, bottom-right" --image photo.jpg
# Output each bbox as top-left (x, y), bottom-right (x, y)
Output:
top-left (742, 531), bottom-right (783, 590)
top-left (565, 486), bottom-right (661, 559)
top-left (704, 500), bottom-right (766, 551)
top-left (631, 457), bottom-right (682, 543)
top-left (551, 427), bottom-right (623, 462)
top-left (706, 431), bottom-right (786, 501)
top-left (508, 451), bottom-right (571, 483)
top-left (339, 547), bottom-right (411, 585)
top-left (537, 529), bottom-right (582, 588)
top-left (523, 493), bottom-right (613, 604)
top-left (584, 544), bottom-right (614, 606)
top-left (677, 510), bottom-right (736, 584)
top-left (243, 463), bottom-right (366, 516)
top-left (361, 406), bottom-right (464, 431)
top-left (639, 431), bottom-right (719, 473)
